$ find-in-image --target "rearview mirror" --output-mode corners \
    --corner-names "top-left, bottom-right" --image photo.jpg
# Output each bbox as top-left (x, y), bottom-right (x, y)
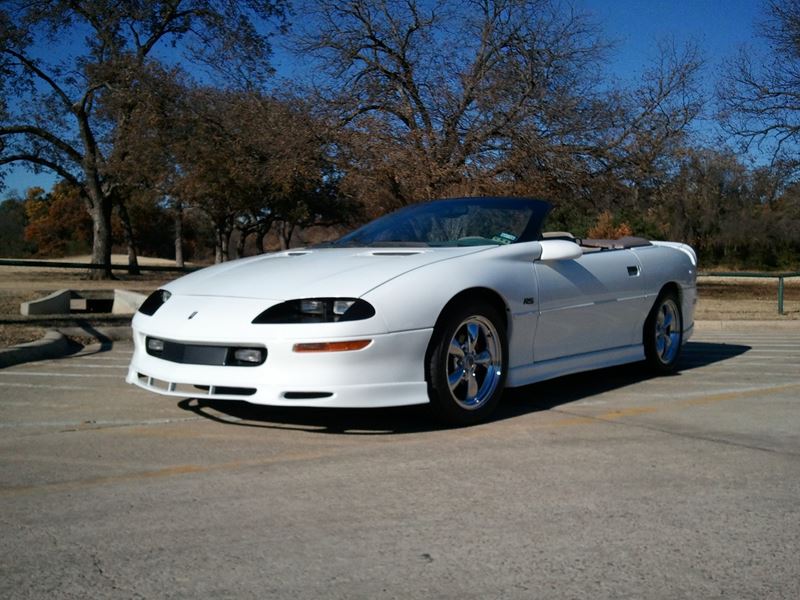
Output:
top-left (538, 240), bottom-right (582, 261)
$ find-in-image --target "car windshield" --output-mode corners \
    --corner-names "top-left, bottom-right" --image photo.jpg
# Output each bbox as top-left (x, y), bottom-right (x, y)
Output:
top-left (327, 197), bottom-right (552, 248)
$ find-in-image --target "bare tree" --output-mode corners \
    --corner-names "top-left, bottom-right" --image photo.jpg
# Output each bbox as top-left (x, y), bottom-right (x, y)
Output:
top-left (297, 0), bottom-right (609, 205)
top-left (718, 0), bottom-right (800, 163)
top-left (0, 1), bottom-right (286, 277)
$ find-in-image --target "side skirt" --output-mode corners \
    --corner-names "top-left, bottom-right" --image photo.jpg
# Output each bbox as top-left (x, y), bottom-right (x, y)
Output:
top-left (507, 344), bottom-right (645, 388)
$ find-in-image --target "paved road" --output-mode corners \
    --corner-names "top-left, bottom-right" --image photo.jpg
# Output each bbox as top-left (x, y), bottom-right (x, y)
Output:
top-left (1, 326), bottom-right (798, 599)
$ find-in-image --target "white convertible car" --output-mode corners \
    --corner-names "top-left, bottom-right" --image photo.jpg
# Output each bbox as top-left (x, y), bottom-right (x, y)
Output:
top-left (127, 197), bottom-right (696, 425)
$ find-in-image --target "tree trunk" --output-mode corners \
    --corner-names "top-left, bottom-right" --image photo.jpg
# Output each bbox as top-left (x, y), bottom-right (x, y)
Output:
top-left (278, 220), bottom-right (295, 250)
top-left (255, 229), bottom-right (267, 254)
top-left (174, 202), bottom-right (184, 268)
top-left (87, 192), bottom-right (114, 280)
top-left (236, 227), bottom-right (249, 259)
top-left (116, 201), bottom-right (141, 275)
top-left (255, 219), bottom-right (274, 254)
top-left (214, 222), bottom-right (232, 263)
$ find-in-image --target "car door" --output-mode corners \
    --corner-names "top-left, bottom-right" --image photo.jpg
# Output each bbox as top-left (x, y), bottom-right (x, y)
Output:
top-left (533, 249), bottom-right (648, 362)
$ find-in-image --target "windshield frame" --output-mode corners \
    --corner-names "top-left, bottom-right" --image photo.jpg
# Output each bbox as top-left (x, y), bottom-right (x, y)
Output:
top-left (327, 197), bottom-right (552, 248)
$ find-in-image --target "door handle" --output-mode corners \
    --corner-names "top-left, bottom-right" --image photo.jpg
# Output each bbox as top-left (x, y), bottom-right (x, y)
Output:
top-left (627, 266), bottom-right (639, 276)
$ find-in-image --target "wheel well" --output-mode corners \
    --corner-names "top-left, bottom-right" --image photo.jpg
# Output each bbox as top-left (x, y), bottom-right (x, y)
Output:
top-left (645, 281), bottom-right (683, 336)
top-left (433, 288), bottom-right (509, 334)
top-left (658, 282), bottom-right (681, 303)
top-left (425, 288), bottom-right (510, 383)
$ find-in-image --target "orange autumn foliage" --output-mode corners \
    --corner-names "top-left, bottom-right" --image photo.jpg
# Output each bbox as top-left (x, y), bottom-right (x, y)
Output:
top-left (587, 211), bottom-right (633, 239)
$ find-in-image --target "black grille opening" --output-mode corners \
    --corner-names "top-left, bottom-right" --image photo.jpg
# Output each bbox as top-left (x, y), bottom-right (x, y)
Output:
top-left (213, 386), bottom-right (257, 396)
top-left (146, 338), bottom-right (266, 366)
top-left (282, 391), bottom-right (334, 400)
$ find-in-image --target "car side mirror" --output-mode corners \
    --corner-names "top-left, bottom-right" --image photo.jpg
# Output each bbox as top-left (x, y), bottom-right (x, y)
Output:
top-left (538, 240), bottom-right (582, 261)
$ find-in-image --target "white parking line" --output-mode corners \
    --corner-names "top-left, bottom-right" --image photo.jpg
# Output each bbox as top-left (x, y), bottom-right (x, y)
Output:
top-left (12, 363), bottom-right (129, 370)
top-left (0, 382), bottom-right (94, 391)
top-left (0, 372), bottom-right (122, 378)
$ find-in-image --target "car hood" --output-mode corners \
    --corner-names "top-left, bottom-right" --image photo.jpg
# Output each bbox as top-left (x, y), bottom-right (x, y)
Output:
top-left (165, 247), bottom-right (491, 300)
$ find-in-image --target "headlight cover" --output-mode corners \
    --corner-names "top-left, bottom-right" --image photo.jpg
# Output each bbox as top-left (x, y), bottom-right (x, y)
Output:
top-left (252, 298), bottom-right (375, 324)
top-left (138, 289), bottom-right (172, 316)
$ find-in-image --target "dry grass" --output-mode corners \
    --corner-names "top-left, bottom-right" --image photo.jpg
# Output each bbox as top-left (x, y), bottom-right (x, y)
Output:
top-left (0, 325), bottom-right (47, 348)
top-left (696, 276), bottom-right (800, 320)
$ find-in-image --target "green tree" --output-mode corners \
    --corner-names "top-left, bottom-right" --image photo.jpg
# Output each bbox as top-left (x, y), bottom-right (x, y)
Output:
top-left (0, 195), bottom-right (36, 257)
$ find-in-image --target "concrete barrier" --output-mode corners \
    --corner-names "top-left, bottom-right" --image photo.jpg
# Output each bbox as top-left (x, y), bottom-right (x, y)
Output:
top-left (20, 290), bottom-right (71, 316)
top-left (113, 289), bottom-right (147, 315)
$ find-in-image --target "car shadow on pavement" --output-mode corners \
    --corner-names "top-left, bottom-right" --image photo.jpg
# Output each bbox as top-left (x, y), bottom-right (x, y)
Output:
top-left (177, 340), bottom-right (751, 435)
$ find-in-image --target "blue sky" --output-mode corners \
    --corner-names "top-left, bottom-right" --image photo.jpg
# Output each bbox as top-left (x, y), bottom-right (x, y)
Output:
top-left (1, 0), bottom-right (770, 198)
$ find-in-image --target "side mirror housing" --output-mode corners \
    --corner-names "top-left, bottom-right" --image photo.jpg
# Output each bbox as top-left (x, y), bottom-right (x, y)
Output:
top-left (538, 240), bottom-right (582, 261)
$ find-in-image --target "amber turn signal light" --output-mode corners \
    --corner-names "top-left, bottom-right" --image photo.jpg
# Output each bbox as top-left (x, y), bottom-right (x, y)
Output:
top-left (292, 340), bottom-right (372, 353)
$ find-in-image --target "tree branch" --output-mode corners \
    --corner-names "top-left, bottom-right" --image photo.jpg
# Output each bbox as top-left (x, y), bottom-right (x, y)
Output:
top-left (2, 48), bottom-right (73, 110)
top-left (0, 125), bottom-right (83, 163)
top-left (0, 154), bottom-right (81, 187)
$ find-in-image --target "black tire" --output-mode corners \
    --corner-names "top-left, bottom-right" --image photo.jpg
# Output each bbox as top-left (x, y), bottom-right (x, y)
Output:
top-left (426, 300), bottom-right (508, 426)
top-left (643, 290), bottom-right (683, 374)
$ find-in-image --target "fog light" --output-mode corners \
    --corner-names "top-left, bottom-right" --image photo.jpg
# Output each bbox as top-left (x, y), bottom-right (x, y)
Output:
top-left (233, 348), bottom-right (264, 364)
top-left (147, 338), bottom-right (165, 352)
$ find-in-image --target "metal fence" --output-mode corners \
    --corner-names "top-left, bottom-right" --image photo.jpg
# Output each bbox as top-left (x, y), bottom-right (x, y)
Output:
top-left (0, 258), bottom-right (198, 273)
top-left (699, 271), bottom-right (800, 315)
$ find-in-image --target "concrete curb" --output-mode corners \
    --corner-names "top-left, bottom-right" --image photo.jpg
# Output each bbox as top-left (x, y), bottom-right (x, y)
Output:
top-left (0, 330), bottom-right (71, 368)
top-left (0, 325), bottom-right (133, 369)
top-left (694, 320), bottom-right (800, 330)
top-left (57, 325), bottom-right (133, 342)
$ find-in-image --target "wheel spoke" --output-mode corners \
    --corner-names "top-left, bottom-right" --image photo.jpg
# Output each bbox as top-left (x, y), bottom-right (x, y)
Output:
top-left (449, 339), bottom-right (464, 358)
top-left (467, 372), bottom-right (478, 398)
top-left (466, 323), bottom-right (479, 353)
top-left (474, 350), bottom-right (492, 366)
top-left (448, 369), bottom-right (464, 391)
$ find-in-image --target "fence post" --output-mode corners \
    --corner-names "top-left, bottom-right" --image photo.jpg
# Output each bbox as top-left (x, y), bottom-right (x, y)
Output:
top-left (778, 276), bottom-right (785, 315)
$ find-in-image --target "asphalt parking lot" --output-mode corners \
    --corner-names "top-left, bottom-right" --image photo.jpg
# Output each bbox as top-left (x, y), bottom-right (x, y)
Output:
top-left (1, 324), bottom-right (799, 599)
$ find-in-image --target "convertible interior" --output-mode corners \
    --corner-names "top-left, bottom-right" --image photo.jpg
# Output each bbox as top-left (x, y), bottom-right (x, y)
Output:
top-left (541, 231), bottom-right (652, 253)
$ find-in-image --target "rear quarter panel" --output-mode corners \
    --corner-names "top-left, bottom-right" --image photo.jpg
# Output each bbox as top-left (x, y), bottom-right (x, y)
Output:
top-left (632, 244), bottom-right (697, 334)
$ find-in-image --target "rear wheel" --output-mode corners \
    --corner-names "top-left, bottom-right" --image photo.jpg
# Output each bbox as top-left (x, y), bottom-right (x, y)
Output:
top-left (426, 301), bottom-right (508, 426)
top-left (644, 291), bottom-right (683, 373)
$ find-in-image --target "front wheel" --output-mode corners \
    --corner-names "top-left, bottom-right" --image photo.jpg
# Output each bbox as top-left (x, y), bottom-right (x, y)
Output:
top-left (643, 291), bottom-right (683, 373)
top-left (426, 302), bottom-right (508, 426)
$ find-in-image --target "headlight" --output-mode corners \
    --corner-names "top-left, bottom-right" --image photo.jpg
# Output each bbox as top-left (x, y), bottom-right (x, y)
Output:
top-left (252, 298), bottom-right (375, 324)
top-left (138, 289), bottom-right (172, 316)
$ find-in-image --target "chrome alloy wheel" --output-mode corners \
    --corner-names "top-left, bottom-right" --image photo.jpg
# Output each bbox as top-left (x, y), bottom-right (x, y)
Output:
top-left (446, 316), bottom-right (503, 410)
top-left (655, 298), bottom-right (681, 365)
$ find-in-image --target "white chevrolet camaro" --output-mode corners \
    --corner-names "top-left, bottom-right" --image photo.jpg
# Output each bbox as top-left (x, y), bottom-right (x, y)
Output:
top-left (127, 197), bottom-right (697, 425)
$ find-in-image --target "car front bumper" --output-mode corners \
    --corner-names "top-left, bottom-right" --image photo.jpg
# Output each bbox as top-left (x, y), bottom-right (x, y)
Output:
top-left (126, 326), bottom-right (434, 408)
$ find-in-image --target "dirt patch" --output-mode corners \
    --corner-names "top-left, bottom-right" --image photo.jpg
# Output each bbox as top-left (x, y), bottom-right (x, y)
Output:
top-left (696, 276), bottom-right (800, 320)
top-left (0, 325), bottom-right (47, 347)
